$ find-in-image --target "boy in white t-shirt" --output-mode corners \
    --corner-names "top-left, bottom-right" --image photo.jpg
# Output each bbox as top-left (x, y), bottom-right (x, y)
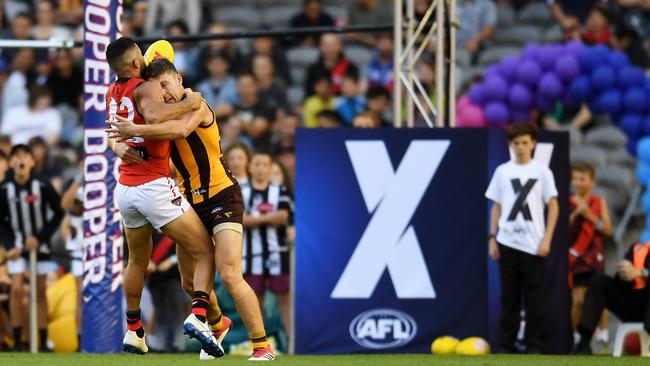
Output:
top-left (485, 123), bottom-right (559, 354)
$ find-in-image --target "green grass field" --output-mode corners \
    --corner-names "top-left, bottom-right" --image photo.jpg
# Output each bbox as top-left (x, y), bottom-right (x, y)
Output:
top-left (1, 353), bottom-right (649, 366)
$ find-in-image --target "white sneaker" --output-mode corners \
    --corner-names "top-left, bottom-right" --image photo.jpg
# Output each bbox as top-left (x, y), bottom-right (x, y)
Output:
top-left (122, 330), bottom-right (148, 355)
top-left (199, 316), bottom-right (232, 360)
top-left (183, 314), bottom-right (224, 358)
top-left (199, 349), bottom-right (215, 361)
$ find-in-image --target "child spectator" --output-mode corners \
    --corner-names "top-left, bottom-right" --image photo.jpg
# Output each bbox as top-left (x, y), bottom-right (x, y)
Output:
top-left (303, 72), bottom-right (335, 128)
top-left (366, 86), bottom-right (392, 127)
top-left (225, 142), bottom-right (252, 187)
top-left (581, 4), bottom-right (610, 45)
top-left (485, 123), bottom-right (559, 354)
top-left (569, 162), bottom-right (611, 344)
top-left (352, 111), bottom-right (381, 128)
top-left (335, 71), bottom-right (366, 126)
top-left (316, 110), bottom-right (343, 128)
top-left (242, 151), bottom-right (294, 339)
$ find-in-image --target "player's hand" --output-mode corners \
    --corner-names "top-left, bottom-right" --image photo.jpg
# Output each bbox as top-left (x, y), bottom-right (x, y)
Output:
top-left (6, 248), bottom-right (20, 260)
top-left (111, 142), bottom-right (143, 165)
top-left (538, 238), bottom-right (551, 257)
top-left (106, 115), bottom-right (139, 142)
top-left (489, 238), bottom-right (500, 261)
top-left (157, 259), bottom-right (174, 272)
top-left (617, 260), bottom-right (638, 282)
top-left (24, 235), bottom-right (39, 251)
top-left (147, 262), bottom-right (157, 274)
top-left (186, 91), bottom-right (203, 110)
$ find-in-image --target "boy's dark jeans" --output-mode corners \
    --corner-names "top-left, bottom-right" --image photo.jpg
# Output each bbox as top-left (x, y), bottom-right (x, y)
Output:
top-left (498, 244), bottom-right (546, 353)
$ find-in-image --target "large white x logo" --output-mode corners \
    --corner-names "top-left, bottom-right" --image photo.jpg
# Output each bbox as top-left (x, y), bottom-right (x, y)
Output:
top-left (331, 140), bottom-right (450, 299)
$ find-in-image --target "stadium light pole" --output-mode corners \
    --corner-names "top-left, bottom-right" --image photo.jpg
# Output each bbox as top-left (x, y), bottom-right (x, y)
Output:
top-left (393, 0), bottom-right (457, 128)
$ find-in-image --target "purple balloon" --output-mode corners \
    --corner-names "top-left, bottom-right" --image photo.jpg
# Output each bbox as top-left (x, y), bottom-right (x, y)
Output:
top-left (457, 94), bottom-right (471, 110)
top-left (598, 90), bottom-right (622, 116)
top-left (522, 44), bottom-right (542, 61)
top-left (517, 60), bottom-right (542, 87)
top-left (484, 75), bottom-right (509, 102)
top-left (539, 45), bottom-right (563, 71)
top-left (607, 51), bottom-right (630, 70)
top-left (469, 83), bottom-right (487, 106)
top-left (564, 40), bottom-right (585, 56)
top-left (624, 88), bottom-right (647, 114)
top-left (485, 102), bottom-right (510, 125)
top-left (484, 65), bottom-right (500, 80)
top-left (621, 114), bottom-right (644, 138)
top-left (579, 47), bottom-right (606, 74)
top-left (539, 72), bottom-right (563, 99)
top-left (591, 65), bottom-right (616, 91)
top-left (510, 108), bottom-right (531, 123)
top-left (508, 83), bottom-right (532, 110)
top-left (569, 75), bottom-right (592, 101)
top-left (499, 56), bottom-right (520, 82)
top-left (619, 66), bottom-right (645, 89)
top-left (555, 55), bottom-right (580, 82)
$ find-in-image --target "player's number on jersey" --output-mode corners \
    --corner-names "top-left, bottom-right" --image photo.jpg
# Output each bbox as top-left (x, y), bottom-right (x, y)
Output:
top-left (108, 96), bottom-right (143, 143)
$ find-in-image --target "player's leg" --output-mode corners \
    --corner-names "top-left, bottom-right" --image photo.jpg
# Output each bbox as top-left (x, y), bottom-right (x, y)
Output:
top-left (137, 178), bottom-right (221, 357)
top-left (9, 270), bottom-right (24, 350)
top-left (214, 228), bottom-right (274, 360)
top-left (121, 224), bottom-right (153, 354)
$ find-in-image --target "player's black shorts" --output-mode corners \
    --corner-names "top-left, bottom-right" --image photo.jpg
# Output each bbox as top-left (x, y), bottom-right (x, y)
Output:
top-left (192, 184), bottom-right (244, 235)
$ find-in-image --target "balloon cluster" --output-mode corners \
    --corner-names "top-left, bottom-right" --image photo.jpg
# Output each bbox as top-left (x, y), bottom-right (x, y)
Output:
top-left (458, 42), bottom-right (650, 152)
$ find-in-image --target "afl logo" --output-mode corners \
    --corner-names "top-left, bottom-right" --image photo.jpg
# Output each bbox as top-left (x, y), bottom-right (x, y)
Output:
top-left (349, 309), bottom-right (417, 349)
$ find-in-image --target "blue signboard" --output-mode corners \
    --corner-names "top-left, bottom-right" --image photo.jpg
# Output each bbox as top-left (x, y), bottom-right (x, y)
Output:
top-left (295, 129), bottom-right (489, 354)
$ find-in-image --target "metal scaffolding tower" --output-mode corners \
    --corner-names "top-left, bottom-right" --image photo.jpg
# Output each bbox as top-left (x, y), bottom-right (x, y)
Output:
top-left (394, 0), bottom-right (457, 128)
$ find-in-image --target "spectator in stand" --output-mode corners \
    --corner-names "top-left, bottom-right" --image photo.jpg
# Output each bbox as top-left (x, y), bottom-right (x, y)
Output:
top-left (0, 136), bottom-right (10, 157)
top-left (303, 72), bottom-right (335, 128)
top-left (0, 5), bottom-right (10, 38)
top-left (2, 13), bottom-right (33, 65)
top-left (580, 4), bottom-right (610, 45)
top-left (0, 144), bottom-right (64, 352)
top-left (46, 49), bottom-right (82, 110)
top-left (242, 151), bottom-right (294, 339)
top-left (29, 137), bottom-right (64, 190)
top-left (316, 110), bottom-right (343, 128)
top-left (233, 74), bottom-right (277, 150)
top-left (306, 34), bottom-right (360, 96)
top-left (128, 0), bottom-right (148, 38)
top-left (55, 0), bottom-right (83, 27)
top-left (548, 0), bottom-right (601, 36)
top-left (347, 0), bottom-right (393, 47)
top-left (197, 23), bottom-right (246, 77)
top-left (252, 54), bottom-right (289, 119)
top-left (196, 49), bottom-right (239, 120)
top-left (335, 70), bottom-right (366, 126)
top-left (225, 142), bottom-right (252, 187)
top-left (32, 0), bottom-right (72, 40)
top-left (569, 162), bottom-right (612, 347)
top-left (456, 0), bottom-right (497, 64)
top-left (365, 33), bottom-right (394, 93)
top-left (60, 174), bottom-right (83, 348)
top-left (2, 48), bottom-right (35, 116)
top-left (271, 114), bottom-right (298, 154)
top-left (2, 86), bottom-right (62, 146)
top-left (289, 0), bottom-right (335, 47)
top-left (247, 33), bottom-right (291, 85)
top-left (611, 13), bottom-right (650, 68)
top-left (165, 20), bottom-right (199, 85)
top-left (146, 231), bottom-right (185, 352)
top-left (0, 151), bottom-right (6, 182)
top-left (144, 0), bottom-right (201, 35)
top-left (366, 86), bottom-right (392, 127)
top-left (352, 111), bottom-right (381, 128)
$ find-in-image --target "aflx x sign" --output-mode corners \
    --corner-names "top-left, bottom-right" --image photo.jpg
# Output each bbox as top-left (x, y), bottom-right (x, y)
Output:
top-left (331, 140), bottom-right (451, 299)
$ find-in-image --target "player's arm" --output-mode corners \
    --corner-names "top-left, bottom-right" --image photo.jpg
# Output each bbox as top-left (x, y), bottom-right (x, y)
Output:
top-left (133, 81), bottom-right (202, 125)
top-left (108, 101), bottom-right (211, 141)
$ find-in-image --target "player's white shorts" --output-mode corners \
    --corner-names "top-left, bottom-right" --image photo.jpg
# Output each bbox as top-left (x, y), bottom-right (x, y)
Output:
top-left (8, 257), bottom-right (53, 275)
top-left (115, 177), bottom-right (191, 229)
